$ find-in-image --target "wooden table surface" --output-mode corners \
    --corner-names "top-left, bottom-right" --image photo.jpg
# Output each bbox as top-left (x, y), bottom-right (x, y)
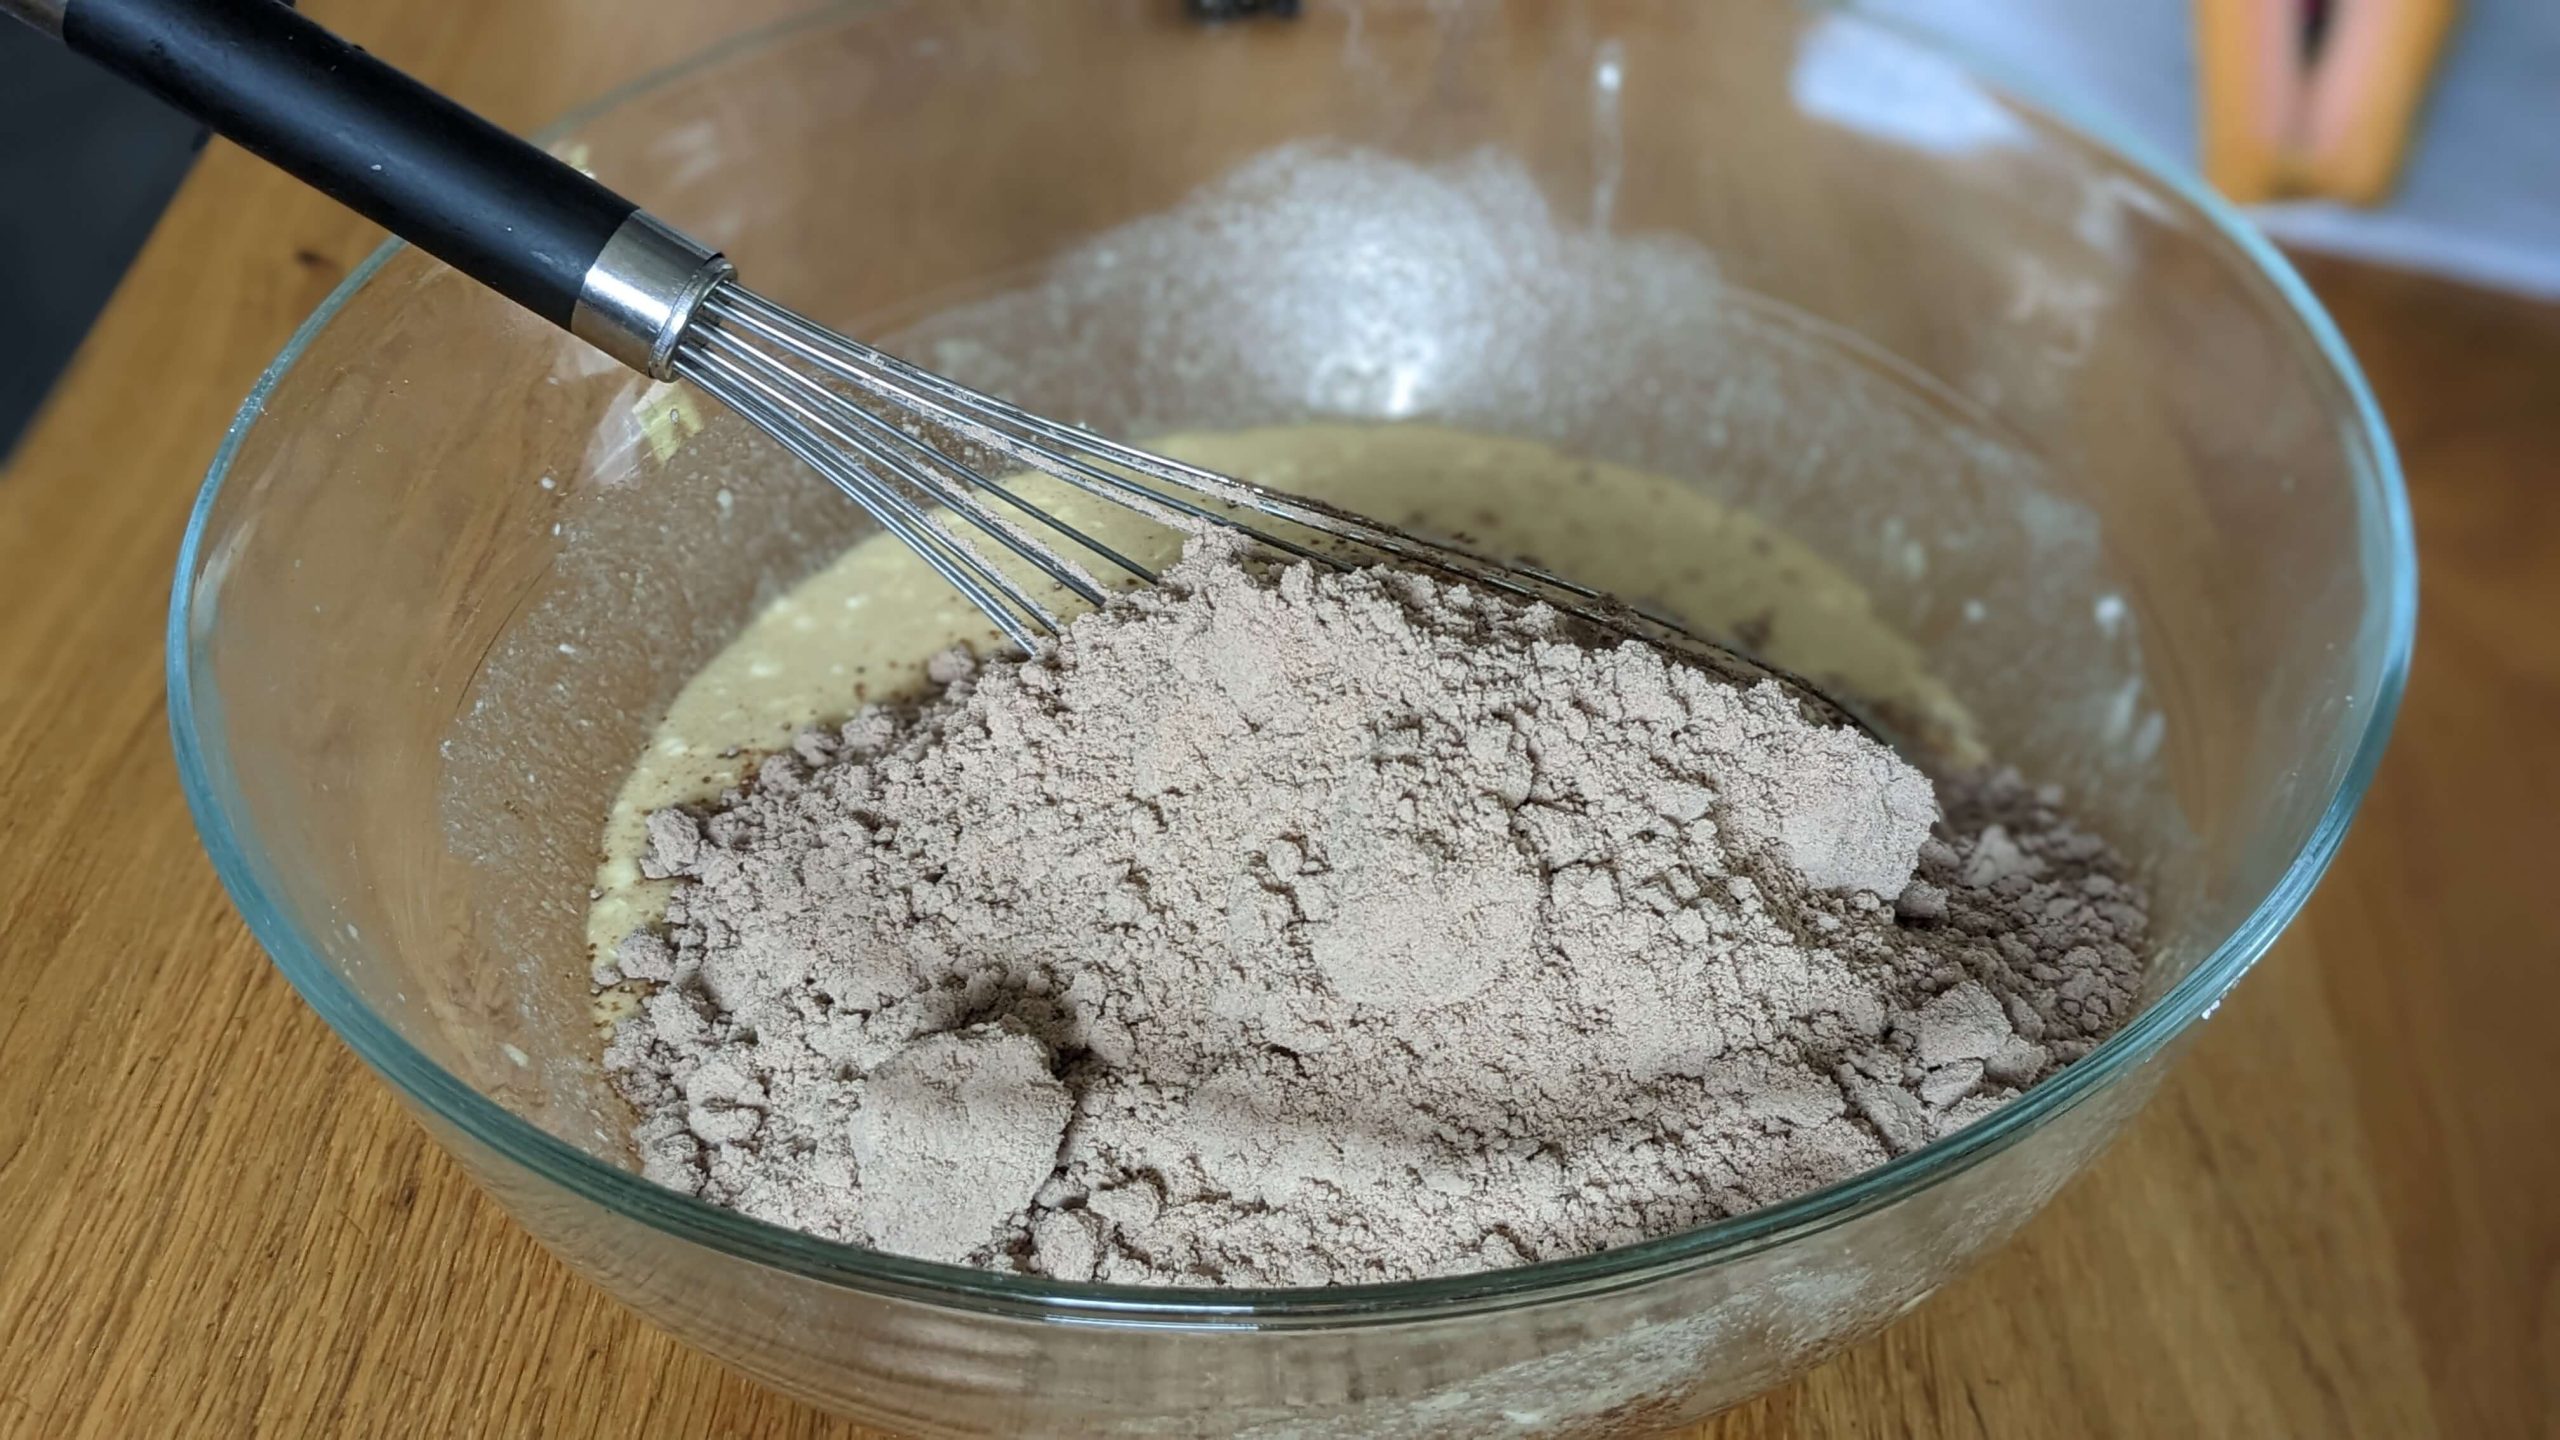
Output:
top-left (2, 2), bottom-right (2554, 1435)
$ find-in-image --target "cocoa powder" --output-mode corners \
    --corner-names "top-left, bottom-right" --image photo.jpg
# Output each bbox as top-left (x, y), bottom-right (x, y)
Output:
top-left (602, 539), bottom-right (2145, 1284)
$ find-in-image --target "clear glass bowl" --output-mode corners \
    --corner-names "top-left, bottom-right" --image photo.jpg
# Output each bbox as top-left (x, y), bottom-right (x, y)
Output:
top-left (169, 1), bottom-right (2413, 1432)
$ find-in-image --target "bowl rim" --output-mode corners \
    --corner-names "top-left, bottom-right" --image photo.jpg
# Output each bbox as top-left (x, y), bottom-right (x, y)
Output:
top-left (167, 0), bottom-right (2417, 1325)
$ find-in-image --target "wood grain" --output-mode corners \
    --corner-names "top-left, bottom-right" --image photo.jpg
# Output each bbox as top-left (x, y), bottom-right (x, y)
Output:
top-left (2, 2), bottom-right (2555, 1435)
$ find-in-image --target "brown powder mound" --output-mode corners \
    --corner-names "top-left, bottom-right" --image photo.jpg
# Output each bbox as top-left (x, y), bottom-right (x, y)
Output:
top-left (603, 539), bottom-right (2145, 1285)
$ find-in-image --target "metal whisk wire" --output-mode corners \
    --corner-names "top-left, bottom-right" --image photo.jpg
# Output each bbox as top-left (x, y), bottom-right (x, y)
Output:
top-left (669, 281), bottom-right (1651, 657)
top-left (675, 292), bottom-right (1868, 734)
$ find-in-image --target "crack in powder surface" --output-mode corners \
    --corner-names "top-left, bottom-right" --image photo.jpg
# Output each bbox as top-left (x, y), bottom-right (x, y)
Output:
top-left (602, 539), bottom-right (2144, 1285)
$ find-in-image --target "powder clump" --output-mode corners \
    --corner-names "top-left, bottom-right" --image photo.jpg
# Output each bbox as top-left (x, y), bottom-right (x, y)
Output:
top-left (851, 1025), bottom-right (1072, 1261)
top-left (603, 538), bottom-right (2144, 1284)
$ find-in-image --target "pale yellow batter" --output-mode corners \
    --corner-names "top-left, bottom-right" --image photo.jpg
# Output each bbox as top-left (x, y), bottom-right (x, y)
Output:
top-left (587, 423), bottom-right (1974, 1020)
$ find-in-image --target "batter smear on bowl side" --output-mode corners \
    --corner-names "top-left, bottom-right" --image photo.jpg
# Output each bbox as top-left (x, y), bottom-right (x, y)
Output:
top-left (599, 518), bottom-right (2145, 1286)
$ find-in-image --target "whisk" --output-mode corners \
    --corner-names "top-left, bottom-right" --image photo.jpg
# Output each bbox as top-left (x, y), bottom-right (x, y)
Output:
top-left (11, 0), bottom-right (1850, 723)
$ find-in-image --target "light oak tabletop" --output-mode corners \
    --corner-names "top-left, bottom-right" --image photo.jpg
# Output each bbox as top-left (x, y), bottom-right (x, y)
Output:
top-left (1, 2), bottom-right (2553, 1434)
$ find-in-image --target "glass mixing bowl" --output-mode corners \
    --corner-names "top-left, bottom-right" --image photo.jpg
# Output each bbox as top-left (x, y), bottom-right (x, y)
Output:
top-left (169, 1), bottom-right (2413, 1432)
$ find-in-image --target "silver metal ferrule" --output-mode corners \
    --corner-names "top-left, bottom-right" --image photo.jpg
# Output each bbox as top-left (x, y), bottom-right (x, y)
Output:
top-left (2, 0), bottom-right (69, 40)
top-left (570, 212), bottom-right (734, 380)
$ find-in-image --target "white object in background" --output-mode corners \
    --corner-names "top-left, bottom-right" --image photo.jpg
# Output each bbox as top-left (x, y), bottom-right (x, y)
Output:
top-left (1858, 0), bottom-right (2560, 299)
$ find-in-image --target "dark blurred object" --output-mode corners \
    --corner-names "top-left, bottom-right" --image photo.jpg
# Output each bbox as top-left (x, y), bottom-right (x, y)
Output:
top-left (1185, 0), bottom-right (1300, 21)
top-left (0, 20), bottom-right (202, 463)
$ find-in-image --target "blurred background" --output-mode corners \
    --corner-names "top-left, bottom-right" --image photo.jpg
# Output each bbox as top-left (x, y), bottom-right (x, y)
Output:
top-left (2, 0), bottom-right (2554, 461)
top-left (0, 17), bottom-right (203, 462)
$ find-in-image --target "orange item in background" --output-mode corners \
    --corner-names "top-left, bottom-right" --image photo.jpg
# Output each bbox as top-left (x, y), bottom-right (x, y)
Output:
top-left (2194, 0), bottom-right (2461, 205)
top-left (2197, 0), bottom-right (2304, 202)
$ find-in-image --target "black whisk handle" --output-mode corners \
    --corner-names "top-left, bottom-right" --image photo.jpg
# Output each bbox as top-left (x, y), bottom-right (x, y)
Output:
top-left (10, 0), bottom-right (728, 375)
